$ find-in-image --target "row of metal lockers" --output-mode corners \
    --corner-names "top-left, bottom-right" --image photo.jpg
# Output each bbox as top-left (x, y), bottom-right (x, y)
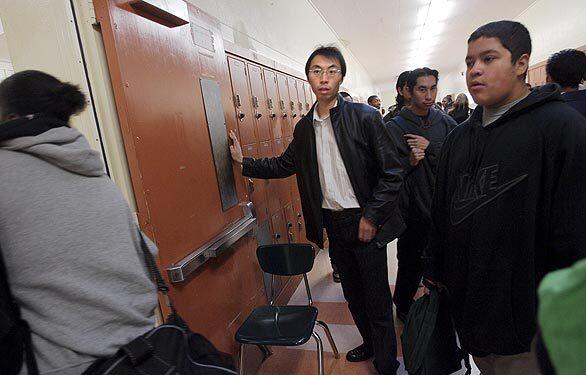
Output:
top-left (226, 54), bottom-right (317, 250)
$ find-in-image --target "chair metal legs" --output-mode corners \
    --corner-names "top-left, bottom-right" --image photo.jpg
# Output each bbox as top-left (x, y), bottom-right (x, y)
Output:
top-left (239, 343), bottom-right (245, 375)
top-left (312, 331), bottom-right (324, 375)
top-left (315, 320), bottom-right (340, 359)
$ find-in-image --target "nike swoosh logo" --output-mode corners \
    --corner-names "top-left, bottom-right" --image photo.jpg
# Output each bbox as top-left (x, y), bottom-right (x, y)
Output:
top-left (450, 174), bottom-right (528, 225)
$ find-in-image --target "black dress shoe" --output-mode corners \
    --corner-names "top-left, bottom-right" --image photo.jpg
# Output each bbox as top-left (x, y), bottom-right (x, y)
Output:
top-left (346, 343), bottom-right (374, 362)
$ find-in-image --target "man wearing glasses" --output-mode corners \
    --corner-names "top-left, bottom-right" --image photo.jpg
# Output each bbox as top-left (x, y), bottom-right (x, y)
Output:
top-left (229, 46), bottom-right (404, 374)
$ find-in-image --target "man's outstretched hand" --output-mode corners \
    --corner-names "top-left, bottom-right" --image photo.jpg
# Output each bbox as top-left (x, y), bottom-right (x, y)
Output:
top-left (229, 130), bottom-right (243, 164)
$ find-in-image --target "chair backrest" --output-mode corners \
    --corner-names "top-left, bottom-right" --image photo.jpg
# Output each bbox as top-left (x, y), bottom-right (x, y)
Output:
top-left (256, 244), bottom-right (315, 276)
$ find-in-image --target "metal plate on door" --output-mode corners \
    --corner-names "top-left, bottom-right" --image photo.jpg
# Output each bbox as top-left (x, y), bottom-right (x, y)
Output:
top-left (200, 78), bottom-right (238, 211)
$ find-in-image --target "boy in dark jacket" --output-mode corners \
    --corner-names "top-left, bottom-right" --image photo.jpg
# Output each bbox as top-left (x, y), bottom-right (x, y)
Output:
top-left (546, 48), bottom-right (586, 117)
top-left (424, 21), bottom-right (586, 374)
top-left (385, 68), bottom-right (456, 321)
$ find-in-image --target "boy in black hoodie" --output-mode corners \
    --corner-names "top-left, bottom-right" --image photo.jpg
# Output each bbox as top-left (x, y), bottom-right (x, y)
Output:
top-left (385, 68), bottom-right (457, 322)
top-left (424, 21), bottom-right (586, 374)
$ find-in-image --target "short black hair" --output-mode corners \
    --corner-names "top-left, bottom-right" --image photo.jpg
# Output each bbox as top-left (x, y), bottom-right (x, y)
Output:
top-left (406, 68), bottom-right (439, 90)
top-left (367, 95), bottom-right (379, 104)
top-left (468, 21), bottom-right (532, 64)
top-left (305, 46), bottom-right (347, 78)
top-left (0, 70), bottom-right (86, 122)
top-left (546, 49), bottom-right (586, 89)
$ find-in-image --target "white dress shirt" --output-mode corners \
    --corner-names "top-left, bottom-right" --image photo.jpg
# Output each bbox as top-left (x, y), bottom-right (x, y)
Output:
top-left (313, 103), bottom-right (360, 211)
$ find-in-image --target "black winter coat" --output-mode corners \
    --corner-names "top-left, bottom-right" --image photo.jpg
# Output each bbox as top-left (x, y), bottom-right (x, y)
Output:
top-left (424, 84), bottom-right (586, 356)
top-left (448, 106), bottom-right (471, 124)
top-left (242, 94), bottom-right (404, 248)
top-left (385, 107), bottom-right (456, 225)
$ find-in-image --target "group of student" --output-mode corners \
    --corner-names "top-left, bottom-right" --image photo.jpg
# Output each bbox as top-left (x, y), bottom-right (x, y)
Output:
top-left (230, 20), bottom-right (586, 375)
top-left (0, 17), bottom-right (584, 375)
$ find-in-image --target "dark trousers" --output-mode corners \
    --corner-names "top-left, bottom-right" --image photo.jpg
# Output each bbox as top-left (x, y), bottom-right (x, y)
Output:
top-left (323, 209), bottom-right (399, 375)
top-left (393, 220), bottom-right (429, 314)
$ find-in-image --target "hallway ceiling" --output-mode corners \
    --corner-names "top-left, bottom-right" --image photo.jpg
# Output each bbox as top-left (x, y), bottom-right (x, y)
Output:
top-left (309, 0), bottom-right (537, 89)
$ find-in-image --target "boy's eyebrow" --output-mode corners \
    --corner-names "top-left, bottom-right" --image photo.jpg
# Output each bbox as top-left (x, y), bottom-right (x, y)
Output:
top-left (479, 49), bottom-right (500, 56)
top-left (467, 49), bottom-right (500, 59)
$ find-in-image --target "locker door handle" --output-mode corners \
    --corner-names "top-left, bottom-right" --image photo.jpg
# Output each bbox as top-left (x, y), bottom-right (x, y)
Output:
top-left (248, 178), bottom-right (255, 194)
top-left (255, 112), bottom-right (262, 119)
top-left (269, 113), bottom-right (276, 119)
top-left (287, 223), bottom-right (294, 243)
top-left (292, 113), bottom-right (297, 118)
top-left (274, 233), bottom-right (281, 240)
top-left (238, 111), bottom-right (245, 120)
top-left (282, 113), bottom-right (288, 118)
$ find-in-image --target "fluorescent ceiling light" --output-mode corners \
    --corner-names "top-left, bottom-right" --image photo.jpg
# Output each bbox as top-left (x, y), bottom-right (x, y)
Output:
top-left (409, 0), bottom-right (452, 67)
top-left (428, 0), bottom-right (454, 23)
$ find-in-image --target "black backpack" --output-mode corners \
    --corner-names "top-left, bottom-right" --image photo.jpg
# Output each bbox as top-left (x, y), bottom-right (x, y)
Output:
top-left (0, 232), bottom-right (237, 375)
top-left (0, 243), bottom-right (39, 375)
top-left (401, 286), bottom-right (471, 375)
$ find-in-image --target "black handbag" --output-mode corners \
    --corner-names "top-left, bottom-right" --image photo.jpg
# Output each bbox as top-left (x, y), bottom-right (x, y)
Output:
top-left (82, 231), bottom-right (237, 374)
top-left (0, 243), bottom-right (39, 375)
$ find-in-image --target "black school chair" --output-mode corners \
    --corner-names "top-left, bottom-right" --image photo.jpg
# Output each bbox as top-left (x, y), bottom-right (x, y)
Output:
top-left (235, 244), bottom-right (340, 375)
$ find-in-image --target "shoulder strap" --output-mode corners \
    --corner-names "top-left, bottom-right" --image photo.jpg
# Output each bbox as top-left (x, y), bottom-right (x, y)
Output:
top-left (391, 115), bottom-right (410, 133)
top-left (137, 230), bottom-right (177, 316)
top-left (0, 243), bottom-right (39, 375)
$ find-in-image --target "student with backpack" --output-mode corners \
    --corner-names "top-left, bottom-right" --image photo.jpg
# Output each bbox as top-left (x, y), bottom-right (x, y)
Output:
top-left (0, 71), bottom-right (158, 374)
top-left (385, 68), bottom-right (457, 323)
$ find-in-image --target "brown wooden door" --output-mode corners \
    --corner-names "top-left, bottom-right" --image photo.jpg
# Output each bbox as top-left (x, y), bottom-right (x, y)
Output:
top-left (276, 73), bottom-right (292, 137)
top-left (283, 203), bottom-right (298, 243)
top-left (247, 63), bottom-right (271, 142)
top-left (293, 199), bottom-right (306, 242)
top-left (273, 138), bottom-right (292, 207)
top-left (296, 79), bottom-right (307, 117)
top-left (241, 143), bottom-right (269, 223)
top-left (270, 210), bottom-right (287, 245)
top-left (269, 209), bottom-right (288, 298)
top-left (304, 82), bottom-right (314, 113)
top-left (262, 68), bottom-right (282, 140)
top-left (259, 140), bottom-right (281, 216)
top-left (287, 76), bottom-right (300, 127)
top-left (95, 1), bottom-right (264, 353)
top-left (227, 56), bottom-right (257, 145)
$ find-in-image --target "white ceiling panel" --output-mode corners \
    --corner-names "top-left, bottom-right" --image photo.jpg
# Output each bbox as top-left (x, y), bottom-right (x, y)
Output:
top-left (309, 0), bottom-right (537, 87)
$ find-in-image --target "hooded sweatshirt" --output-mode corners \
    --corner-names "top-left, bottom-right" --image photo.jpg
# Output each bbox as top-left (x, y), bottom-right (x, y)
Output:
top-left (385, 107), bottom-right (457, 224)
top-left (0, 117), bottom-right (158, 374)
top-left (424, 84), bottom-right (586, 356)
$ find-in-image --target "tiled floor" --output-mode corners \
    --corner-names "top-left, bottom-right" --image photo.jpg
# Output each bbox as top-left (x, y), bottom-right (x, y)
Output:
top-left (257, 241), bottom-right (480, 375)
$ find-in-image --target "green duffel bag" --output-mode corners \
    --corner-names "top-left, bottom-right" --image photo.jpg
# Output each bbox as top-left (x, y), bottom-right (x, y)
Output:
top-left (401, 286), bottom-right (471, 375)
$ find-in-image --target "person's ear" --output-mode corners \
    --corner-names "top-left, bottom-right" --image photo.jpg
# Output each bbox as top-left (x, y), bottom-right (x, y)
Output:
top-left (515, 53), bottom-right (530, 79)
